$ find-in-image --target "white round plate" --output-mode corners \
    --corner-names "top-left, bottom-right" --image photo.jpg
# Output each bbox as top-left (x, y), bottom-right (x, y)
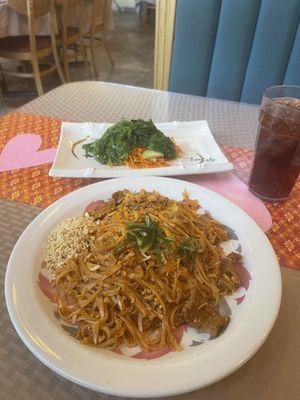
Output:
top-left (5, 177), bottom-right (281, 397)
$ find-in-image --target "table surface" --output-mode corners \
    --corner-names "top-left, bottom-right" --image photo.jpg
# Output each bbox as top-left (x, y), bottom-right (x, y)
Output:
top-left (1, 82), bottom-right (299, 400)
top-left (19, 81), bottom-right (259, 149)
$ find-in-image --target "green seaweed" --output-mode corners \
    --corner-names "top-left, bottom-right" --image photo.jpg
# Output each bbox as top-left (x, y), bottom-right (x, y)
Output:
top-left (82, 118), bottom-right (176, 165)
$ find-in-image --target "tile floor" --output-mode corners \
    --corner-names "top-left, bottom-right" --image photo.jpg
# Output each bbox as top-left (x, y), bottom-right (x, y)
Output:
top-left (0, 11), bottom-right (155, 114)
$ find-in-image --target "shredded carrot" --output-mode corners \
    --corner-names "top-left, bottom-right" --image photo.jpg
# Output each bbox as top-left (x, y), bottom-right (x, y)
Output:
top-left (125, 148), bottom-right (170, 169)
top-left (172, 138), bottom-right (182, 157)
top-left (125, 141), bottom-right (182, 169)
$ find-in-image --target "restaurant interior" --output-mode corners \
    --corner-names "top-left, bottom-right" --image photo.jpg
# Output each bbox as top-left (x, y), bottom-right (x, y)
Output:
top-left (0, 0), bottom-right (155, 112)
top-left (0, 1), bottom-right (299, 400)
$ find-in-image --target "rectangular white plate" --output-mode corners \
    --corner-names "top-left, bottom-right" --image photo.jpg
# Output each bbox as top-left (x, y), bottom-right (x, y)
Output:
top-left (49, 120), bottom-right (233, 178)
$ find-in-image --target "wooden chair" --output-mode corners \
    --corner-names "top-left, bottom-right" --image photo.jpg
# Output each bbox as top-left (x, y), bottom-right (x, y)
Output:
top-left (55, 0), bottom-right (89, 82)
top-left (0, 0), bottom-right (65, 96)
top-left (84, 0), bottom-right (114, 79)
top-left (142, 2), bottom-right (156, 24)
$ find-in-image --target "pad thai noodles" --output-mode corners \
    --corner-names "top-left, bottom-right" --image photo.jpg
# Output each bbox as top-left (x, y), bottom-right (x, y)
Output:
top-left (46, 190), bottom-right (241, 351)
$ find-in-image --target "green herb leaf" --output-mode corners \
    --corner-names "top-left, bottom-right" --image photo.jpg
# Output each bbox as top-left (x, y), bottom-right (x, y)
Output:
top-left (177, 237), bottom-right (199, 273)
top-left (125, 214), bottom-right (174, 262)
top-left (147, 132), bottom-right (176, 160)
top-left (82, 119), bottom-right (177, 165)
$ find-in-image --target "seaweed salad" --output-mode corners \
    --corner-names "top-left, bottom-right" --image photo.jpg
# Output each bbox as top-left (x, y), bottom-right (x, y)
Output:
top-left (82, 119), bottom-right (179, 167)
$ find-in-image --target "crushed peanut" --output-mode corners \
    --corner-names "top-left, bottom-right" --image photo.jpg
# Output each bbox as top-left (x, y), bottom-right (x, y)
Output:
top-left (46, 214), bottom-right (96, 275)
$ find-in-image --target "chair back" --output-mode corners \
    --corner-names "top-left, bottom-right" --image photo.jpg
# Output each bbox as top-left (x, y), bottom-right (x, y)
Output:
top-left (90, 0), bottom-right (108, 32)
top-left (169, 0), bottom-right (300, 104)
top-left (55, 0), bottom-right (82, 35)
top-left (8, 0), bottom-right (51, 17)
top-left (7, 0), bottom-right (58, 58)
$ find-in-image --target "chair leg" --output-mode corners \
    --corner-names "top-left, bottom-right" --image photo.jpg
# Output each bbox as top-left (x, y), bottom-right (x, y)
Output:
top-left (142, 7), bottom-right (147, 24)
top-left (63, 41), bottom-right (71, 82)
top-left (0, 66), bottom-right (8, 93)
top-left (31, 57), bottom-right (44, 96)
top-left (103, 30), bottom-right (114, 66)
top-left (0, 85), bottom-right (4, 108)
top-left (52, 43), bottom-right (66, 84)
top-left (90, 35), bottom-right (98, 79)
top-left (79, 36), bottom-right (90, 78)
top-left (22, 61), bottom-right (33, 89)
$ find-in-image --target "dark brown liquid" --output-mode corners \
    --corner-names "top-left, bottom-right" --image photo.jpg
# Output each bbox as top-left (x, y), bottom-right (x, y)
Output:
top-left (249, 97), bottom-right (300, 201)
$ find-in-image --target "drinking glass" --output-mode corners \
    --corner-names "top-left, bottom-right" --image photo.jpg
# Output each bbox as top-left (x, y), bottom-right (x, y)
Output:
top-left (249, 85), bottom-right (300, 202)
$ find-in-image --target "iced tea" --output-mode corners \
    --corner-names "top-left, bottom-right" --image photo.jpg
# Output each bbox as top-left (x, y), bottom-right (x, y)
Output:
top-left (249, 87), bottom-right (300, 202)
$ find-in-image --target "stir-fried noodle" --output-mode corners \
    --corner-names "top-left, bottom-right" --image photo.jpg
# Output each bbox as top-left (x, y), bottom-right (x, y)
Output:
top-left (46, 190), bottom-right (241, 351)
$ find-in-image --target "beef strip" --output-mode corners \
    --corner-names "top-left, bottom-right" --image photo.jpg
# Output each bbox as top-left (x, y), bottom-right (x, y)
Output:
top-left (88, 201), bottom-right (116, 220)
top-left (183, 303), bottom-right (229, 337)
top-left (112, 190), bottom-right (128, 205)
top-left (180, 288), bottom-right (229, 337)
top-left (217, 252), bottom-right (241, 294)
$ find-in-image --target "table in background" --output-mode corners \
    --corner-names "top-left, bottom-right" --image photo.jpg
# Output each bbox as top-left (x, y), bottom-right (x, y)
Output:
top-left (0, 82), bottom-right (299, 400)
top-left (0, 0), bottom-right (114, 38)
